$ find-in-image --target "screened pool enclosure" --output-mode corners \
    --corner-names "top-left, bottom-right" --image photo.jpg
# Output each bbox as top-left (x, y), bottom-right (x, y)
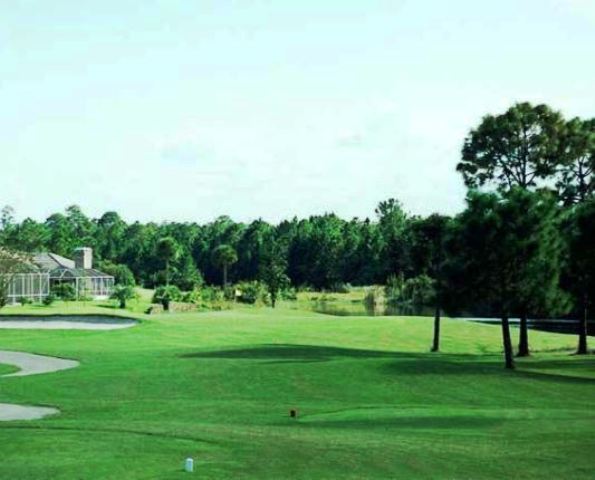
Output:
top-left (50, 268), bottom-right (114, 299)
top-left (3, 248), bottom-right (114, 304)
top-left (4, 272), bottom-right (50, 304)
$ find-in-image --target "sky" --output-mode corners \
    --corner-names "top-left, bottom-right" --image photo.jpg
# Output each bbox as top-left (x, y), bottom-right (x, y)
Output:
top-left (1, 0), bottom-right (594, 224)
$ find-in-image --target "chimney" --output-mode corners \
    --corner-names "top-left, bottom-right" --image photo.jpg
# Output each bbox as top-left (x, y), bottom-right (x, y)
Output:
top-left (74, 247), bottom-right (93, 269)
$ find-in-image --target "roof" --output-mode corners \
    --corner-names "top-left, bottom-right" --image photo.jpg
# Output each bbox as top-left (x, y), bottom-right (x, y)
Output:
top-left (49, 268), bottom-right (114, 280)
top-left (33, 253), bottom-right (75, 271)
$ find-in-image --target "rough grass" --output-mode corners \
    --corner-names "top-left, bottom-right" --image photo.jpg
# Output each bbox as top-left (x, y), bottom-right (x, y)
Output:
top-left (0, 305), bottom-right (593, 479)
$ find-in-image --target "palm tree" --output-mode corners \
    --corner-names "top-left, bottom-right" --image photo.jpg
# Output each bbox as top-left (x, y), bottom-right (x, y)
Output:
top-left (156, 237), bottom-right (179, 285)
top-left (212, 244), bottom-right (238, 287)
top-left (110, 284), bottom-right (136, 309)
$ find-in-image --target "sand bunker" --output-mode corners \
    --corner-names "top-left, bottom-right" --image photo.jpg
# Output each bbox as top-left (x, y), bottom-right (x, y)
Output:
top-left (0, 315), bottom-right (137, 330)
top-left (0, 350), bottom-right (80, 421)
top-left (0, 350), bottom-right (79, 377)
top-left (0, 403), bottom-right (59, 421)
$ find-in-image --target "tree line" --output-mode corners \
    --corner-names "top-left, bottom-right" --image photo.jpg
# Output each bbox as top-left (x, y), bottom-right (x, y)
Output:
top-left (0, 102), bottom-right (593, 367)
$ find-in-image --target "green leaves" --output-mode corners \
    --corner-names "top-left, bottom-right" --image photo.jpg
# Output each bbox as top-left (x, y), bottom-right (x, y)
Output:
top-left (458, 102), bottom-right (566, 190)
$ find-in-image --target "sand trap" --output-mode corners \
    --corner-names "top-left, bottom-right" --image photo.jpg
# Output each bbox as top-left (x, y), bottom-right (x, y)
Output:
top-left (0, 403), bottom-right (59, 421)
top-left (0, 350), bottom-right (80, 421)
top-left (0, 315), bottom-right (137, 330)
top-left (0, 350), bottom-right (79, 377)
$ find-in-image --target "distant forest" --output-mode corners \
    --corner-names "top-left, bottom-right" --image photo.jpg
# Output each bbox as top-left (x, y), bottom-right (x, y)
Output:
top-left (0, 199), bottom-right (420, 291)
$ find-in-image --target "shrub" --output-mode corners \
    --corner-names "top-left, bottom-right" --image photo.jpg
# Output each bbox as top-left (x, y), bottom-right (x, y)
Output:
top-left (42, 294), bottom-right (56, 306)
top-left (97, 261), bottom-right (136, 286)
top-left (110, 284), bottom-right (136, 309)
top-left (152, 285), bottom-right (182, 311)
top-left (281, 287), bottom-right (298, 301)
top-left (18, 296), bottom-right (32, 306)
top-left (329, 282), bottom-right (351, 294)
top-left (385, 274), bottom-right (404, 302)
top-left (364, 286), bottom-right (385, 308)
top-left (402, 275), bottom-right (435, 306)
top-left (235, 281), bottom-right (267, 305)
top-left (181, 289), bottom-right (202, 304)
top-left (385, 274), bottom-right (435, 306)
top-left (52, 283), bottom-right (76, 301)
top-left (200, 286), bottom-right (224, 304)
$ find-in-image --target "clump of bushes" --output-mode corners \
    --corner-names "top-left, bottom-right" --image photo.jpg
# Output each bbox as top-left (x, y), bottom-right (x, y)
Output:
top-left (42, 293), bottom-right (56, 306)
top-left (364, 287), bottom-right (385, 309)
top-left (199, 286), bottom-right (224, 305)
top-left (18, 296), bottom-right (32, 306)
top-left (152, 285), bottom-right (182, 311)
top-left (111, 284), bottom-right (137, 309)
top-left (385, 274), bottom-right (435, 306)
top-left (52, 283), bottom-right (76, 301)
top-left (328, 282), bottom-right (351, 294)
top-left (281, 287), bottom-right (297, 301)
top-left (235, 281), bottom-right (268, 305)
top-left (97, 261), bottom-right (136, 286)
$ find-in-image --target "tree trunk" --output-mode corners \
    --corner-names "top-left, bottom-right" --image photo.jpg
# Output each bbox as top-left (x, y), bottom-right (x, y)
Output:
top-left (517, 311), bottom-right (530, 357)
top-left (223, 264), bottom-right (228, 287)
top-left (120, 299), bottom-right (126, 309)
top-left (501, 315), bottom-right (515, 369)
top-left (271, 293), bottom-right (276, 309)
top-left (577, 300), bottom-right (588, 355)
top-left (165, 260), bottom-right (170, 286)
top-left (431, 306), bottom-right (441, 352)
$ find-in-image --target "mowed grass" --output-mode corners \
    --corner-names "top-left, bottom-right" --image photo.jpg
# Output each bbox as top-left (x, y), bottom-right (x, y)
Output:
top-left (0, 306), bottom-right (594, 479)
top-left (0, 363), bottom-right (18, 375)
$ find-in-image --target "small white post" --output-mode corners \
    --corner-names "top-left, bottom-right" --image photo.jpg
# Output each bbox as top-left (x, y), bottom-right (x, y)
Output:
top-left (185, 457), bottom-right (194, 473)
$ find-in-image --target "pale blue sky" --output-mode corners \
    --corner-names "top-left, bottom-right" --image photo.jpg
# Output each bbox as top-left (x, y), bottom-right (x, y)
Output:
top-left (1, 0), bottom-right (594, 223)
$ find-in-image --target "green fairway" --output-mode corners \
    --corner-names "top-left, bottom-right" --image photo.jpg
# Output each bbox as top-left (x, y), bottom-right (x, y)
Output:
top-left (0, 306), bottom-right (594, 479)
top-left (0, 363), bottom-right (18, 375)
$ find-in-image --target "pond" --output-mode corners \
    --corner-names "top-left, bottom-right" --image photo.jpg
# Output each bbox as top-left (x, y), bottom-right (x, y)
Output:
top-left (311, 302), bottom-right (594, 336)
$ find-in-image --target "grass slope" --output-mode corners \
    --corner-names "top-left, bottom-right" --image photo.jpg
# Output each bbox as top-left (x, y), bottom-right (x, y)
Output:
top-left (0, 306), bottom-right (593, 479)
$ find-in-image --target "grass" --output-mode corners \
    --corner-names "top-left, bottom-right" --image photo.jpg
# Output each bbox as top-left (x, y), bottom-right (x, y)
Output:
top-left (0, 363), bottom-right (18, 375)
top-left (0, 303), bottom-right (594, 479)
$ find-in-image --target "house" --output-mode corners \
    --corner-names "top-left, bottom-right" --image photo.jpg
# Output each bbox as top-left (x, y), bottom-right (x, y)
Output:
top-left (4, 247), bottom-right (114, 304)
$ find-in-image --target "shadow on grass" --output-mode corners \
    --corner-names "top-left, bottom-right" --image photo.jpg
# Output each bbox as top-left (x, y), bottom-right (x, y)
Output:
top-left (298, 414), bottom-right (503, 430)
top-left (182, 344), bottom-right (595, 383)
top-left (181, 344), bottom-right (436, 363)
top-left (181, 344), bottom-right (489, 369)
top-left (516, 357), bottom-right (595, 384)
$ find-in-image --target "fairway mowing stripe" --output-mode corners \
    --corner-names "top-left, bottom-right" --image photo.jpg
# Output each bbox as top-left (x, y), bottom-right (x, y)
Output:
top-left (0, 424), bottom-right (219, 445)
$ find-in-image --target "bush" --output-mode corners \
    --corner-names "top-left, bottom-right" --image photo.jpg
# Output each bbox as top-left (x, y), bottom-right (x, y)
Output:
top-left (200, 286), bottom-right (224, 304)
top-left (97, 261), bottom-right (136, 286)
top-left (152, 285), bottom-right (182, 311)
top-left (385, 274), bottom-right (404, 302)
top-left (328, 282), bottom-right (351, 294)
top-left (385, 274), bottom-right (435, 306)
top-left (223, 285), bottom-right (235, 301)
top-left (52, 283), bottom-right (76, 301)
top-left (110, 284), bottom-right (136, 309)
top-left (281, 287), bottom-right (298, 301)
top-left (18, 296), bottom-right (32, 306)
top-left (42, 294), bottom-right (56, 306)
top-left (364, 286), bottom-right (385, 308)
top-left (235, 281), bottom-right (267, 305)
top-left (181, 289), bottom-right (202, 304)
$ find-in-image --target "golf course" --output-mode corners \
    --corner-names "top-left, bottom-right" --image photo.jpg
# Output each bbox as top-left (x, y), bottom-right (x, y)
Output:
top-left (1, 304), bottom-right (593, 479)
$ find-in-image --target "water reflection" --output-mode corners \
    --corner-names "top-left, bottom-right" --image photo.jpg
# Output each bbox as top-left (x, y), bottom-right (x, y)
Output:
top-left (312, 301), bottom-right (433, 317)
top-left (311, 301), bottom-right (594, 336)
